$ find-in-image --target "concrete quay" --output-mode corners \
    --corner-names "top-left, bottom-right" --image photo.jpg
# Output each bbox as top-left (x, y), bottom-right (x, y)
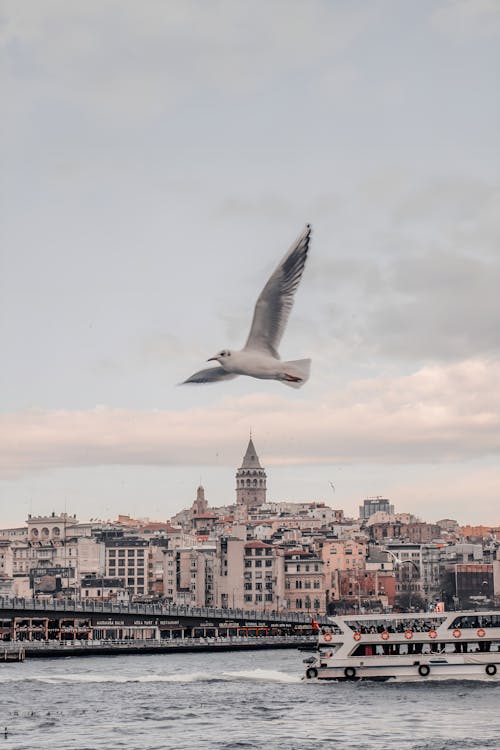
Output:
top-left (1, 646), bottom-right (25, 662)
top-left (1, 635), bottom-right (316, 659)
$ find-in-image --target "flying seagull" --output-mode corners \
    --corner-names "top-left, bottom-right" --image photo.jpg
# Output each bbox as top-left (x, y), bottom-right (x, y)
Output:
top-left (182, 225), bottom-right (312, 389)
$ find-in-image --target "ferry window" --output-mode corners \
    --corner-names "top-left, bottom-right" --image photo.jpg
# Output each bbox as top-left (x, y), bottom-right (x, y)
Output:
top-left (327, 622), bottom-right (343, 634)
top-left (451, 615), bottom-right (499, 629)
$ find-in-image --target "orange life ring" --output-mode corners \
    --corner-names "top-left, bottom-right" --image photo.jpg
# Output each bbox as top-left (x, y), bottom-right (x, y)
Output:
top-left (353, 631), bottom-right (362, 641)
top-left (428, 629), bottom-right (438, 639)
top-left (453, 628), bottom-right (461, 639)
top-left (381, 631), bottom-right (390, 641)
top-left (477, 628), bottom-right (486, 638)
top-left (404, 629), bottom-right (413, 640)
top-left (323, 632), bottom-right (333, 642)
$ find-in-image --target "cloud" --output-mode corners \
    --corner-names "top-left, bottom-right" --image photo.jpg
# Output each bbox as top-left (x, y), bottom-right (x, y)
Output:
top-left (305, 177), bottom-right (500, 364)
top-left (432, 0), bottom-right (500, 39)
top-left (366, 250), bottom-right (500, 360)
top-left (309, 248), bottom-right (500, 363)
top-left (2, 359), bottom-right (499, 479)
top-left (1, 0), bottom-right (372, 121)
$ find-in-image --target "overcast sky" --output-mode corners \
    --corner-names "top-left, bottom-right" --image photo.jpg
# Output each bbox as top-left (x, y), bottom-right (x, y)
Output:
top-left (1, 0), bottom-right (499, 527)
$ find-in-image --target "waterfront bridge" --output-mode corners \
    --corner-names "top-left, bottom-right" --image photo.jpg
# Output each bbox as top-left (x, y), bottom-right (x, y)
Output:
top-left (0, 596), bottom-right (326, 643)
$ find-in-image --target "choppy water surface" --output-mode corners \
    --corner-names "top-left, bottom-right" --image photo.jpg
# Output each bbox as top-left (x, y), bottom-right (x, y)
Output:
top-left (1, 649), bottom-right (499, 750)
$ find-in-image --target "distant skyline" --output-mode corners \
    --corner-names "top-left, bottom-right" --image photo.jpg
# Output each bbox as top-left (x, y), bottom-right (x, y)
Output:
top-left (1, 1), bottom-right (499, 526)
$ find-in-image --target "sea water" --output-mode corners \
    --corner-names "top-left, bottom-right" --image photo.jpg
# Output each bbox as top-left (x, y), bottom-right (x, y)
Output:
top-left (1, 649), bottom-right (499, 749)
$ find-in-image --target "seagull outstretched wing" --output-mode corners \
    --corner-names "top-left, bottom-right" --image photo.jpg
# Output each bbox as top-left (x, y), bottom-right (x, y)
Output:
top-left (182, 367), bottom-right (239, 385)
top-left (244, 224), bottom-right (311, 358)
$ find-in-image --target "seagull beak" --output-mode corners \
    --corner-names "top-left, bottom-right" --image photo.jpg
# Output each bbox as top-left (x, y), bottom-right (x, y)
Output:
top-left (207, 357), bottom-right (217, 362)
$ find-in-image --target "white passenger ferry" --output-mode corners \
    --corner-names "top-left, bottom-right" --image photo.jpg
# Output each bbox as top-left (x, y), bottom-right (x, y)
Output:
top-left (303, 611), bottom-right (500, 682)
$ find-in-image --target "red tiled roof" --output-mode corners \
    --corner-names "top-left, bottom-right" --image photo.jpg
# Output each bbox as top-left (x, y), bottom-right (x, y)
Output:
top-left (141, 523), bottom-right (176, 532)
top-left (244, 540), bottom-right (272, 549)
top-left (284, 548), bottom-right (312, 557)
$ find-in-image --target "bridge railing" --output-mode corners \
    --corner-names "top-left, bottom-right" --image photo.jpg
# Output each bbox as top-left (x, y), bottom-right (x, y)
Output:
top-left (0, 596), bottom-right (327, 625)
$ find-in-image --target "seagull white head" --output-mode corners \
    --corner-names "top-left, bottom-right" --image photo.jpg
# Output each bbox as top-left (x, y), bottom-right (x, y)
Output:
top-left (207, 349), bottom-right (232, 363)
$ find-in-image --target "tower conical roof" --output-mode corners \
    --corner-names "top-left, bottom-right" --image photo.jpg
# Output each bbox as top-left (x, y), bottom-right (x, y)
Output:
top-left (241, 437), bottom-right (262, 469)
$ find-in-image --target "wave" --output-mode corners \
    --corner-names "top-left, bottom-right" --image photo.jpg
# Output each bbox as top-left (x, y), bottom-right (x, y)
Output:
top-left (221, 669), bottom-right (301, 683)
top-left (0, 668), bottom-right (300, 685)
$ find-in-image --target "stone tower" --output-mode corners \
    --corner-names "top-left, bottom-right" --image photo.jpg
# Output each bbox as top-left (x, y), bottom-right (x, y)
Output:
top-left (235, 436), bottom-right (267, 507)
top-left (191, 485), bottom-right (209, 517)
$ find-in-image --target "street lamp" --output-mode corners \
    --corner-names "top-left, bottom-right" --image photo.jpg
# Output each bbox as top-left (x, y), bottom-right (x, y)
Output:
top-left (385, 550), bottom-right (420, 611)
top-left (354, 580), bottom-right (362, 614)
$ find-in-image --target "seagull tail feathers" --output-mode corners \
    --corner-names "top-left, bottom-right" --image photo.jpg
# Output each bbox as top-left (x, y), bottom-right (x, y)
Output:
top-left (281, 358), bottom-right (311, 389)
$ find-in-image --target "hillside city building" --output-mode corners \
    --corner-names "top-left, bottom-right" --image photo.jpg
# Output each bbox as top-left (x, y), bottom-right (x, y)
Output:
top-left (1, 436), bottom-right (499, 616)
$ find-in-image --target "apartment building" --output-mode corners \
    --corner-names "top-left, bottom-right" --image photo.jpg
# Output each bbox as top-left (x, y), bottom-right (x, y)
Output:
top-left (242, 541), bottom-right (284, 610)
top-left (104, 538), bottom-right (149, 597)
top-left (284, 549), bottom-right (325, 614)
top-left (163, 546), bottom-right (216, 606)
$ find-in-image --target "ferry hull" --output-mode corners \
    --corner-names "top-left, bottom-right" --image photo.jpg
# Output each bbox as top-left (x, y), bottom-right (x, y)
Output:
top-left (309, 660), bottom-right (500, 682)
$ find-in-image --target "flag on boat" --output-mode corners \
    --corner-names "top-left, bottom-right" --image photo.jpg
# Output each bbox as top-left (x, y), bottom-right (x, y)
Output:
top-left (311, 616), bottom-right (320, 631)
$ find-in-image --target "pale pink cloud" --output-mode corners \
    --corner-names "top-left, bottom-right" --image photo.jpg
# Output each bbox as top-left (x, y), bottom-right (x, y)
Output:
top-left (1, 359), bottom-right (499, 478)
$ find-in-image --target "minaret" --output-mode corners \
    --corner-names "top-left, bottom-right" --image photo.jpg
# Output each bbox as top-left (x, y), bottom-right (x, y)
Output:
top-left (235, 436), bottom-right (267, 507)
